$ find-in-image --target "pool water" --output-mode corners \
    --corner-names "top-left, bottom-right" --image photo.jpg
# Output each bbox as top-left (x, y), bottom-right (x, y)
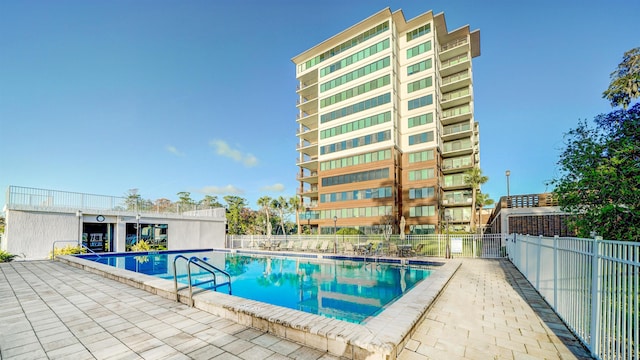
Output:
top-left (84, 250), bottom-right (433, 324)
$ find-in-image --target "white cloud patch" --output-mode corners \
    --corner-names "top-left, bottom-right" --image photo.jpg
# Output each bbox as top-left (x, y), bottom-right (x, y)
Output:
top-left (166, 145), bottom-right (185, 156)
top-left (198, 185), bottom-right (245, 195)
top-left (209, 139), bottom-right (258, 167)
top-left (260, 183), bottom-right (285, 192)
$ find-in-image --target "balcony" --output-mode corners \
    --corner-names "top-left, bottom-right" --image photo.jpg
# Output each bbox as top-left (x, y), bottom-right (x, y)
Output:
top-left (297, 171), bottom-right (319, 184)
top-left (296, 96), bottom-right (318, 114)
top-left (296, 156), bottom-right (318, 171)
top-left (441, 87), bottom-right (471, 109)
top-left (441, 104), bottom-right (472, 125)
top-left (442, 156), bottom-right (473, 173)
top-left (297, 186), bottom-right (318, 198)
top-left (442, 121), bottom-right (473, 141)
top-left (296, 141), bottom-right (318, 157)
top-left (440, 37), bottom-right (469, 60)
top-left (296, 112), bottom-right (318, 129)
top-left (440, 70), bottom-right (471, 93)
top-left (296, 81), bottom-right (318, 100)
top-left (440, 53), bottom-right (469, 77)
top-left (442, 140), bottom-right (473, 157)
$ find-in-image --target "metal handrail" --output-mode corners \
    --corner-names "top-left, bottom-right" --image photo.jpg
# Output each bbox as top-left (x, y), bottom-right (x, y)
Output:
top-left (51, 240), bottom-right (101, 260)
top-left (173, 255), bottom-right (232, 307)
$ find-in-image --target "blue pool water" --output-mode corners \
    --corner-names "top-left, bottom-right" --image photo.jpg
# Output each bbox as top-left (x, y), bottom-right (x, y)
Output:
top-left (80, 250), bottom-right (434, 323)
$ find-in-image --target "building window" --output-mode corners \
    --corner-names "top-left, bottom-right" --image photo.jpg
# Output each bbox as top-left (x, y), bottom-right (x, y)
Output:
top-left (320, 38), bottom-right (390, 77)
top-left (320, 149), bottom-right (391, 171)
top-left (409, 205), bottom-right (435, 217)
top-left (321, 187), bottom-right (392, 203)
top-left (321, 57), bottom-right (390, 92)
top-left (321, 75), bottom-right (390, 108)
top-left (408, 113), bottom-right (433, 128)
top-left (407, 76), bottom-right (432, 93)
top-left (408, 168), bottom-right (434, 181)
top-left (408, 150), bottom-right (434, 163)
top-left (321, 93), bottom-right (391, 123)
top-left (409, 187), bottom-right (434, 199)
top-left (407, 40), bottom-right (432, 59)
top-left (409, 224), bottom-right (435, 235)
top-left (302, 21), bottom-right (389, 72)
top-left (321, 168), bottom-right (389, 187)
top-left (406, 24), bottom-right (431, 42)
top-left (320, 130), bottom-right (391, 155)
top-left (407, 58), bottom-right (432, 76)
top-left (408, 131), bottom-right (434, 145)
top-left (408, 94), bottom-right (433, 110)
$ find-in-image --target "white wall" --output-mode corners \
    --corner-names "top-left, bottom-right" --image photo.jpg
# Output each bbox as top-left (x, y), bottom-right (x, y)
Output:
top-left (5, 210), bottom-right (80, 259)
top-left (5, 208), bottom-right (226, 260)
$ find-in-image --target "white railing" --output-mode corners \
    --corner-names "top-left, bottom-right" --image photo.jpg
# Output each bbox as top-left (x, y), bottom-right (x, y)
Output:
top-left (6, 185), bottom-right (225, 218)
top-left (507, 235), bottom-right (639, 360)
top-left (227, 233), bottom-right (505, 258)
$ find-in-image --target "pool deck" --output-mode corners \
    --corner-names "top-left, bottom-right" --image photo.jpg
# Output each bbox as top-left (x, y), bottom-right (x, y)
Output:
top-left (0, 258), bottom-right (592, 360)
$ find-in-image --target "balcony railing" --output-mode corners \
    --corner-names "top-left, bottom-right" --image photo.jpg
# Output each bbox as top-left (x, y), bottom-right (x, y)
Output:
top-left (442, 87), bottom-right (470, 102)
top-left (441, 70), bottom-right (469, 86)
top-left (442, 105), bottom-right (471, 119)
top-left (441, 53), bottom-right (469, 68)
top-left (441, 37), bottom-right (468, 52)
top-left (5, 185), bottom-right (225, 217)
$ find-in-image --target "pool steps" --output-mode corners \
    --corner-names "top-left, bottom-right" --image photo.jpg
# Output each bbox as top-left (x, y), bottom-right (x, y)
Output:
top-left (172, 255), bottom-right (232, 306)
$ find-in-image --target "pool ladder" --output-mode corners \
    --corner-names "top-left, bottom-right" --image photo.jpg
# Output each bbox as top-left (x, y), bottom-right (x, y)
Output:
top-left (173, 255), bottom-right (232, 307)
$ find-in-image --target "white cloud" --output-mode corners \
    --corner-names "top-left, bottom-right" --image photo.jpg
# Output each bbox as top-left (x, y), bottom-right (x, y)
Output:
top-left (260, 183), bottom-right (285, 192)
top-left (166, 145), bottom-right (185, 156)
top-left (198, 185), bottom-right (245, 195)
top-left (209, 139), bottom-right (258, 167)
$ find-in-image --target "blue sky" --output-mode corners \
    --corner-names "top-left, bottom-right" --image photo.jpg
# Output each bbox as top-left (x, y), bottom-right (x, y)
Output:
top-left (1, 0), bottom-right (638, 210)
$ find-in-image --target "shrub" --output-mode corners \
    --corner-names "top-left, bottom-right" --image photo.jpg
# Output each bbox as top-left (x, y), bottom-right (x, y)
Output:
top-left (0, 250), bottom-right (17, 262)
top-left (50, 245), bottom-right (86, 259)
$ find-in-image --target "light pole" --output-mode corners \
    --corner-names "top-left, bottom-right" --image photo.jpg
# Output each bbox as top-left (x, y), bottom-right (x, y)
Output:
top-left (306, 207), bottom-right (311, 235)
top-left (76, 210), bottom-right (83, 246)
top-left (333, 216), bottom-right (337, 253)
top-left (136, 214), bottom-right (141, 245)
top-left (505, 170), bottom-right (511, 198)
top-left (445, 214), bottom-right (451, 259)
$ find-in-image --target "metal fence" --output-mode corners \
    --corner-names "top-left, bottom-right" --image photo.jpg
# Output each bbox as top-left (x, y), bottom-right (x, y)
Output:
top-left (5, 185), bottom-right (225, 217)
top-left (227, 233), bottom-right (505, 258)
top-left (507, 234), bottom-right (639, 360)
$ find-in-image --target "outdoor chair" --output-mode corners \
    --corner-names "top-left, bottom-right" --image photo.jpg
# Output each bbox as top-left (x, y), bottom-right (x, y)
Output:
top-left (411, 243), bottom-right (424, 256)
top-left (307, 240), bottom-right (318, 252)
top-left (298, 241), bottom-right (308, 251)
top-left (287, 241), bottom-right (295, 250)
top-left (388, 243), bottom-right (399, 257)
top-left (343, 242), bottom-right (355, 255)
top-left (318, 241), bottom-right (330, 252)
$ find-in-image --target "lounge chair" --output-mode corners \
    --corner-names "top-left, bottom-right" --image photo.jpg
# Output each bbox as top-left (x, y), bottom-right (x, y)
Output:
top-left (343, 242), bottom-right (355, 255)
top-left (318, 241), bottom-right (330, 252)
top-left (388, 243), bottom-right (399, 257)
top-left (287, 241), bottom-right (296, 250)
top-left (307, 240), bottom-right (318, 252)
top-left (298, 241), bottom-right (308, 251)
top-left (411, 243), bottom-right (424, 256)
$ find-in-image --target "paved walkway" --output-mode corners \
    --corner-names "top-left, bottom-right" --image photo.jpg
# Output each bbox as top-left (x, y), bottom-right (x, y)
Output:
top-left (0, 259), bottom-right (592, 360)
top-left (398, 259), bottom-right (592, 360)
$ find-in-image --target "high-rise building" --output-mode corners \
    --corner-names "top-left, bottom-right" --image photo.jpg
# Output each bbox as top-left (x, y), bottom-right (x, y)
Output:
top-left (293, 8), bottom-right (480, 235)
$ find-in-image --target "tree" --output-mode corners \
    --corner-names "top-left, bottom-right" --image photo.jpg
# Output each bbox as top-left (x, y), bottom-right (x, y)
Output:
top-left (257, 196), bottom-right (272, 235)
top-left (288, 196), bottom-right (302, 234)
top-left (552, 104), bottom-right (640, 240)
top-left (200, 195), bottom-right (222, 208)
top-left (603, 47), bottom-right (640, 109)
top-left (464, 167), bottom-right (489, 231)
top-left (224, 195), bottom-right (248, 235)
top-left (125, 189), bottom-right (141, 211)
top-left (475, 192), bottom-right (494, 235)
top-left (270, 197), bottom-right (290, 235)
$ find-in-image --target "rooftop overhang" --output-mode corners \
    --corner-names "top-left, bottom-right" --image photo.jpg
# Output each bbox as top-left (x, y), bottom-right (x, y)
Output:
top-left (433, 13), bottom-right (481, 58)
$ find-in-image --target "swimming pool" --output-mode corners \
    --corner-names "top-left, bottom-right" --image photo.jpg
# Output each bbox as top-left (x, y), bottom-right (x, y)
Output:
top-left (81, 249), bottom-right (434, 324)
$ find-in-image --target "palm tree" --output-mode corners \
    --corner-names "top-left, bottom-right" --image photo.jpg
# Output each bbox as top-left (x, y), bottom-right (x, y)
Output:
top-left (288, 196), bottom-right (302, 234)
top-left (475, 192), bottom-right (494, 235)
top-left (257, 196), bottom-right (272, 235)
top-left (464, 167), bottom-right (489, 232)
top-left (271, 197), bottom-right (289, 235)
